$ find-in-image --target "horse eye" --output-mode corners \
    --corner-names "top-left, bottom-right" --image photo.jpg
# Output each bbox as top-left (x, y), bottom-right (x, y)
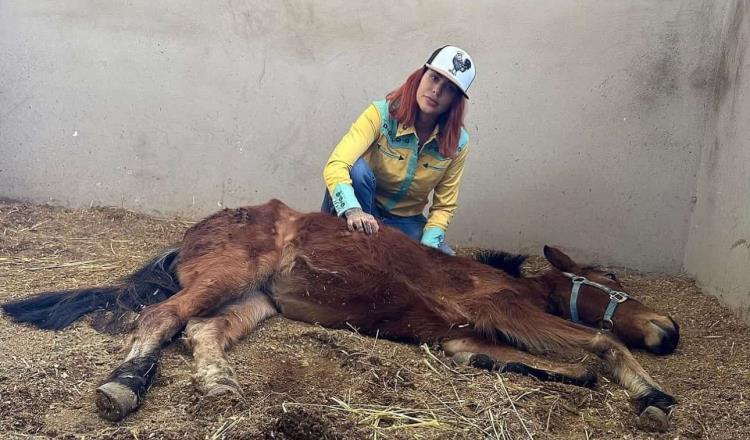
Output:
top-left (604, 272), bottom-right (617, 281)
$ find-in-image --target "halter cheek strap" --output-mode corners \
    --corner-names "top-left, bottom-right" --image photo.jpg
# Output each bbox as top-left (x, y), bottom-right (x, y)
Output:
top-left (569, 276), bottom-right (585, 323)
top-left (603, 292), bottom-right (627, 322)
top-left (562, 272), bottom-right (630, 330)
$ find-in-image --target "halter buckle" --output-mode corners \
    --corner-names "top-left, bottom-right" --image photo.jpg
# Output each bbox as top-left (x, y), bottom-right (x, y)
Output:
top-left (610, 291), bottom-right (629, 303)
top-left (598, 318), bottom-right (614, 332)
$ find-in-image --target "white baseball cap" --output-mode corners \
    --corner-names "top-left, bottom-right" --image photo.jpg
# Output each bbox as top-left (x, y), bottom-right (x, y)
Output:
top-left (425, 45), bottom-right (476, 98)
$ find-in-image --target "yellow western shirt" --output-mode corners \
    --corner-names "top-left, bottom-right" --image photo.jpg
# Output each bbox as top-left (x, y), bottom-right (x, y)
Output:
top-left (323, 100), bottom-right (469, 241)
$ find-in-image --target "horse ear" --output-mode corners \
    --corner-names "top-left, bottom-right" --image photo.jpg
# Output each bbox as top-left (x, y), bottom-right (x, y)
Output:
top-left (543, 245), bottom-right (579, 272)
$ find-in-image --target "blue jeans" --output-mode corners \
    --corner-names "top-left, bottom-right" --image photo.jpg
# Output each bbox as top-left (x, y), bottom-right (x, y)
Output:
top-left (321, 158), bottom-right (455, 255)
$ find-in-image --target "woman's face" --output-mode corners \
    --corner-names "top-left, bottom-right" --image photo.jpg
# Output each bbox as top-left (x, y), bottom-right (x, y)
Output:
top-left (416, 69), bottom-right (459, 117)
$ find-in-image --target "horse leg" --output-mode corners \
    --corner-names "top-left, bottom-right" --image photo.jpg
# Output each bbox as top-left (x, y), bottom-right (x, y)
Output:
top-left (441, 337), bottom-right (597, 388)
top-left (469, 295), bottom-right (676, 429)
top-left (184, 289), bottom-right (278, 396)
top-left (95, 265), bottom-right (258, 421)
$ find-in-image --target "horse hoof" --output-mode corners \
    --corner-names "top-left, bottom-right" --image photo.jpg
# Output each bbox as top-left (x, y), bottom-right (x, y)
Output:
top-left (205, 383), bottom-right (242, 398)
top-left (203, 376), bottom-right (242, 398)
top-left (96, 382), bottom-right (139, 421)
top-left (451, 351), bottom-right (476, 366)
top-left (637, 405), bottom-right (670, 432)
top-left (451, 351), bottom-right (498, 371)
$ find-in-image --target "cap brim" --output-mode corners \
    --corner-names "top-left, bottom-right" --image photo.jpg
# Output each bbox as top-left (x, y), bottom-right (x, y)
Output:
top-left (425, 63), bottom-right (470, 99)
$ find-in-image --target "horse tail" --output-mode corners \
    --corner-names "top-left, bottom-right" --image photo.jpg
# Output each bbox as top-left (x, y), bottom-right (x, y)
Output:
top-left (1, 247), bottom-right (181, 333)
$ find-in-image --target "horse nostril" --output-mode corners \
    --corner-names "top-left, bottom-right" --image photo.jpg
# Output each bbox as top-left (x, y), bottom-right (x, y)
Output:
top-left (647, 317), bottom-right (680, 355)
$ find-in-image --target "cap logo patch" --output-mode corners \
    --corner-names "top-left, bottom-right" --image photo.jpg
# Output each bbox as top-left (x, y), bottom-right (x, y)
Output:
top-left (450, 51), bottom-right (472, 75)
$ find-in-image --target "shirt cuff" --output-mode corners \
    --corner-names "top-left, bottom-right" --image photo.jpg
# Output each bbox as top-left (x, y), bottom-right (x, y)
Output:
top-left (420, 226), bottom-right (445, 248)
top-left (331, 183), bottom-right (362, 216)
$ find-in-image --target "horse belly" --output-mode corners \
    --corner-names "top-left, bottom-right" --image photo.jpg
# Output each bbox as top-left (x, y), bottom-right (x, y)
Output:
top-left (269, 271), bottom-right (415, 337)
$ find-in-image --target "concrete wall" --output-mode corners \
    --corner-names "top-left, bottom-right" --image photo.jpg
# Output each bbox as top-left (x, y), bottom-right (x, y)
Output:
top-left (685, 0), bottom-right (750, 321)
top-left (0, 1), bottom-right (720, 272)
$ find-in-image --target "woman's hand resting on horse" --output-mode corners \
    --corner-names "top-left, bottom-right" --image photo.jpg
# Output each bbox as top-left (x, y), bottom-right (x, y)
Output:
top-left (344, 208), bottom-right (379, 235)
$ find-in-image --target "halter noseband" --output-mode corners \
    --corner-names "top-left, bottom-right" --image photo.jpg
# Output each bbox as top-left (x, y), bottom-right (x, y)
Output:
top-left (561, 272), bottom-right (630, 330)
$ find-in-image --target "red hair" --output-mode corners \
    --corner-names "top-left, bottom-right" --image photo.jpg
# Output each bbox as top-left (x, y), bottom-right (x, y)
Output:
top-left (386, 68), bottom-right (466, 158)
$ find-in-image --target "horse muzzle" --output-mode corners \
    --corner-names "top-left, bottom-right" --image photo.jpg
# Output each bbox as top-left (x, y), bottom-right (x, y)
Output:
top-left (644, 316), bottom-right (680, 355)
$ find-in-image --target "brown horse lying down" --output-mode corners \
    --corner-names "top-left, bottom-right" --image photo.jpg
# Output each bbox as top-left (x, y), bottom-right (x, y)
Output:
top-left (1, 199), bottom-right (679, 430)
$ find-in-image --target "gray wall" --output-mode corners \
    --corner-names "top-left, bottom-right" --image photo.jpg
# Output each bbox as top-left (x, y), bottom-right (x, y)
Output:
top-left (0, 1), bottom-right (722, 272)
top-left (685, 0), bottom-right (750, 321)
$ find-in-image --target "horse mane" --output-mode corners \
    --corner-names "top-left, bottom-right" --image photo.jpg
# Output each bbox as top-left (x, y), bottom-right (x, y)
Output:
top-left (471, 250), bottom-right (528, 278)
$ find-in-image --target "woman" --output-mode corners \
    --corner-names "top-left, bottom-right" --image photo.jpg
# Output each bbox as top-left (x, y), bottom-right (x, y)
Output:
top-left (322, 45), bottom-right (476, 255)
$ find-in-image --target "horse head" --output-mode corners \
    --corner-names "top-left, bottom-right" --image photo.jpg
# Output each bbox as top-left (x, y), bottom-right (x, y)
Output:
top-left (542, 246), bottom-right (680, 355)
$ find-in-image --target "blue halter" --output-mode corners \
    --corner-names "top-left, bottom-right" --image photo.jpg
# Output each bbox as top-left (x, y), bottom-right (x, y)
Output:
top-left (561, 272), bottom-right (630, 330)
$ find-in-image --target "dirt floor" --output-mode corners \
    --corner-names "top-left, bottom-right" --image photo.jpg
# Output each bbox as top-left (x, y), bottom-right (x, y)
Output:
top-left (0, 201), bottom-right (748, 440)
